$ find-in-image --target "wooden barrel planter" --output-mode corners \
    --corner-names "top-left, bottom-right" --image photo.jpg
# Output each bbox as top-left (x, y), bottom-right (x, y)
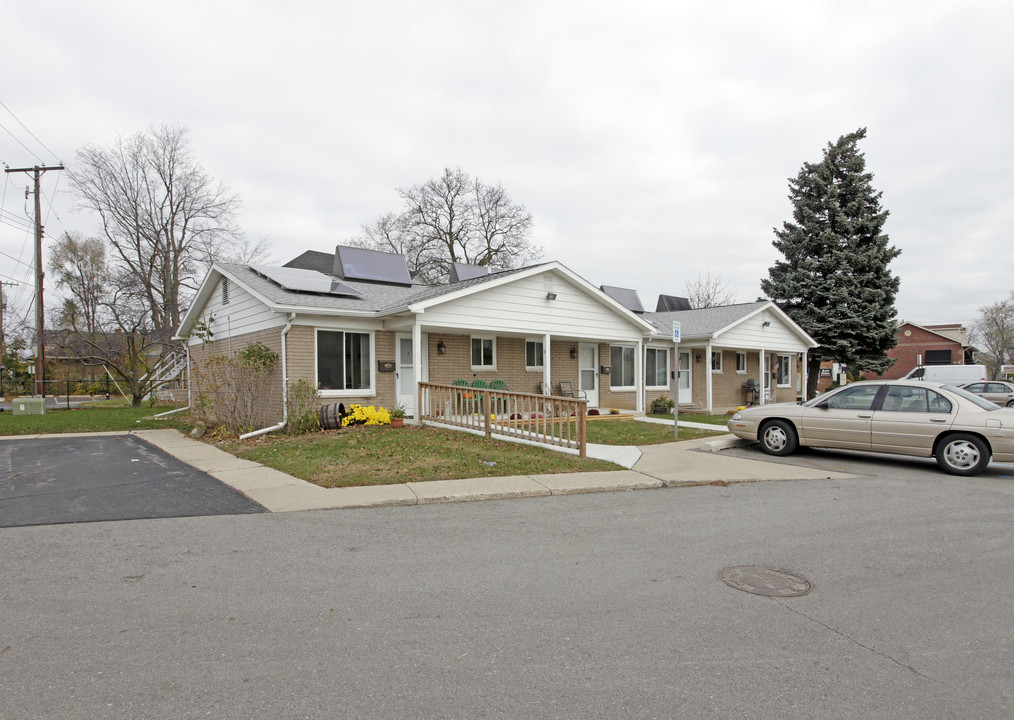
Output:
top-left (319, 403), bottom-right (347, 430)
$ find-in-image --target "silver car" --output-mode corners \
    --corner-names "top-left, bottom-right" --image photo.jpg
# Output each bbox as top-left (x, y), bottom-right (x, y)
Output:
top-left (955, 380), bottom-right (1014, 407)
top-left (727, 380), bottom-right (1014, 476)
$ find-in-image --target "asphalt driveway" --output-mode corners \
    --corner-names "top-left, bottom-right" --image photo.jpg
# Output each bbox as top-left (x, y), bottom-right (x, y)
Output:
top-left (0, 435), bottom-right (265, 527)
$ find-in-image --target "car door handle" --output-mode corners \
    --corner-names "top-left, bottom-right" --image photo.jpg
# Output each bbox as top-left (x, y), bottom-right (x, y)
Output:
top-left (857, 413), bottom-right (873, 419)
top-left (929, 417), bottom-right (948, 422)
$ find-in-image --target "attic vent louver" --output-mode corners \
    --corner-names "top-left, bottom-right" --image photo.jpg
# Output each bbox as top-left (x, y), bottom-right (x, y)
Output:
top-left (334, 245), bottom-right (412, 286)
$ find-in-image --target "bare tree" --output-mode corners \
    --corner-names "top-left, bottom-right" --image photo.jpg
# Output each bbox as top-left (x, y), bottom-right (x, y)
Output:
top-left (68, 124), bottom-right (242, 334)
top-left (353, 167), bottom-right (540, 283)
top-left (48, 232), bottom-right (106, 334)
top-left (685, 270), bottom-right (737, 308)
top-left (972, 293), bottom-right (1014, 378)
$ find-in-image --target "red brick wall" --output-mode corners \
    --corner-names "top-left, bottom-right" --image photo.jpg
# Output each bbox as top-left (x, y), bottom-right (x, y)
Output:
top-left (867, 324), bottom-right (964, 380)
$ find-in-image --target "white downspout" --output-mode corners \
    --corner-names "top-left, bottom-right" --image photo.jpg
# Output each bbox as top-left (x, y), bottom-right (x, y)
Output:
top-left (240, 313), bottom-right (295, 440)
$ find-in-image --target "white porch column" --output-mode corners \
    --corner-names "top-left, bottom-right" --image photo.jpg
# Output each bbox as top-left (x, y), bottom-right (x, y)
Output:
top-left (635, 338), bottom-right (643, 413)
top-left (801, 350), bottom-right (808, 401)
top-left (543, 333), bottom-right (552, 394)
top-left (759, 349), bottom-right (766, 405)
top-left (705, 343), bottom-right (713, 413)
top-left (412, 320), bottom-right (422, 423)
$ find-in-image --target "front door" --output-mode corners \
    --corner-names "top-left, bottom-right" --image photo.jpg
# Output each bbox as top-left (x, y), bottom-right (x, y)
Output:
top-left (395, 334), bottom-right (415, 417)
top-left (579, 343), bottom-right (599, 408)
top-left (678, 351), bottom-right (692, 405)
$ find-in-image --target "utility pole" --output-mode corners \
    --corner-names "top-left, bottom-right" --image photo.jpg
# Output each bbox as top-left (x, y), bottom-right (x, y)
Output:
top-left (4, 164), bottom-right (64, 396)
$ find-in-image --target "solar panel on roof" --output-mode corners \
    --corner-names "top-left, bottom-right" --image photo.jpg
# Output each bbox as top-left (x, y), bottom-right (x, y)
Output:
top-left (251, 265), bottom-right (364, 298)
top-left (334, 246), bottom-right (412, 286)
top-left (600, 285), bottom-right (645, 313)
top-left (449, 262), bottom-right (491, 283)
top-left (656, 294), bottom-right (692, 311)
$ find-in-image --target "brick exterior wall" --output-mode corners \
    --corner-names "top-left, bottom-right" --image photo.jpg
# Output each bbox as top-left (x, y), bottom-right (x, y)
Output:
top-left (866, 323), bottom-right (965, 380)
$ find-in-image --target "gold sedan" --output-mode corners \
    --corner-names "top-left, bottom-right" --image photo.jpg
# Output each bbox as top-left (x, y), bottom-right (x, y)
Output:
top-left (727, 380), bottom-right (1014, 476)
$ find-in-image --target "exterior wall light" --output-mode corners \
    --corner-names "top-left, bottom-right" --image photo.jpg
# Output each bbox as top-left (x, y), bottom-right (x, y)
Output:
top-left (546, 292), bottom-right (558, 300)
top-left (437, 340), bottom-right (447, 355)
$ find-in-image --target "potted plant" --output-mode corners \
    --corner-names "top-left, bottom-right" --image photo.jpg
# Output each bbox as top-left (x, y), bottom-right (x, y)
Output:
top-left (651, 395), bottom-right (675, 415)
top-left (389, 405), bottom-right (406, 428)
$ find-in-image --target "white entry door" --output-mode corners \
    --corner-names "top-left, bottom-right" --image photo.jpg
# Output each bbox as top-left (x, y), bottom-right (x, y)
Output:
top-left (579, 343), bottom-right (599, 408)
top-left (678, 351), bottom-right (692, 405)
top-left (395, 334), bottom-right (415, 417)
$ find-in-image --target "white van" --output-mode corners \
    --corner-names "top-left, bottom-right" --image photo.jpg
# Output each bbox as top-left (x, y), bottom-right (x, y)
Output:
top-left (902, 364), bottom-right (988, 383)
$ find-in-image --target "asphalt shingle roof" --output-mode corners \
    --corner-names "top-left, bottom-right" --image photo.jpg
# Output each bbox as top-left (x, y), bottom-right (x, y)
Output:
top-left (643, 302), bottom-right (769, 339)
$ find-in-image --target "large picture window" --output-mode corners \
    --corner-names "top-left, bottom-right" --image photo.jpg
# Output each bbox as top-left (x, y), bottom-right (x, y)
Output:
top-left (610, 345), bottom-right (636, 389)
top-left (317, 330), bottom-right (372, 392)
top-left (645, 347), bottom-right (668, 388)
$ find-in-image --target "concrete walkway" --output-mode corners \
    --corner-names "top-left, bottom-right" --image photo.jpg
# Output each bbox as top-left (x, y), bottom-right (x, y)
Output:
top-left (131, 428), bottom-right (857, 513)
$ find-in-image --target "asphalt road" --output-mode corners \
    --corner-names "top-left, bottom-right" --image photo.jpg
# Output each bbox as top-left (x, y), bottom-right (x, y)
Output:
top-left (2, 454), bottom-right (1012, 719)
top-left (0, 435), bottom-right (265, 527)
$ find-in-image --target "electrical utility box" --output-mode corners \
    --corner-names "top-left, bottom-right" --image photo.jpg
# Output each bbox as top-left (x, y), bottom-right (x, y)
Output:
top-left (12, 397), bottom-right (46, 415)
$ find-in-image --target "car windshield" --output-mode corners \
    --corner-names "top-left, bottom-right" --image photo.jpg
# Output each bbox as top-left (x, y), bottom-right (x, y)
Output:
top-left (943, 384), bottom-right (1001, 410)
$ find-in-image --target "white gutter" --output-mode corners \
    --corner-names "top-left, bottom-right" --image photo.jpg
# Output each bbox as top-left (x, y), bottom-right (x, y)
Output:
top-left (240, 313), bottom-right (295, 440)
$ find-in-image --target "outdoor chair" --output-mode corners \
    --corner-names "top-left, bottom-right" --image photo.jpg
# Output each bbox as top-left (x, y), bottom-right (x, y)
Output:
top-left (489, 379), bottom-right (510, 413)
top-left (470, 379), bottom-right (489, 412)
top-left (452, 379), bottom-right (471, 411)
top-left (558, 381), bottom-right (586, 400)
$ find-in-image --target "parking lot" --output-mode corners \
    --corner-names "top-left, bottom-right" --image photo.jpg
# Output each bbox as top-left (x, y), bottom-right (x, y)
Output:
top-left (0, 435), bottom-right (265, 527)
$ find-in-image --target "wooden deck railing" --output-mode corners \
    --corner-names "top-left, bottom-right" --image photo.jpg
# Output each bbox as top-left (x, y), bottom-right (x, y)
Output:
top-left (419, 382), bottom-right (588, 457)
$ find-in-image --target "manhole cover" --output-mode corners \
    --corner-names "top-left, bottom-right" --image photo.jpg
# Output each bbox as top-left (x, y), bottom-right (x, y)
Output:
top-left (719, 565), bottom-right (813, 597)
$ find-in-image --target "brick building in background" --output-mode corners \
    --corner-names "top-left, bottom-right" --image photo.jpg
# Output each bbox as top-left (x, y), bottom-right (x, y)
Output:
top-left (816, 322), bottom-right (975, 392)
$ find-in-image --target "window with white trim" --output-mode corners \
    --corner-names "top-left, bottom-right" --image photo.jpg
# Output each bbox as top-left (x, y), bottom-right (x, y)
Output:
top-left (775, 354), bottom-right (791, 386)
top-left (736, 352), bottom-right (747, 373)
top-left (610, 345), bottom-right (636, 389)
top-left (471, 336), bottom-right (496, 369)
top-left (645, 347), bottom-right (669, 388)
top-left (317, 330), bottom-right (372, 392)
top-left (525, 340), bottom-right (544, 370)
top-left (711, 351), bottom-right (723, 372)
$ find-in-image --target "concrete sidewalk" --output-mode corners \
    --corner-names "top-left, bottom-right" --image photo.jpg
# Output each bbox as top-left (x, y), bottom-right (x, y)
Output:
top-left (132, 429), bottom-right (857, 513)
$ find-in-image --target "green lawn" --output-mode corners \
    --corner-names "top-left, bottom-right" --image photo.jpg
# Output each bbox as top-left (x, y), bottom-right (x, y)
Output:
top-left (0, 399), bottom-right (190, 435)
top-left (0, 402), bottom-right (727, 488)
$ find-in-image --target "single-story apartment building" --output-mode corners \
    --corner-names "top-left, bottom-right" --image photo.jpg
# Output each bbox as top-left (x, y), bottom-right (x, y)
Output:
top-left (175, 246), bottom-right (818, 429)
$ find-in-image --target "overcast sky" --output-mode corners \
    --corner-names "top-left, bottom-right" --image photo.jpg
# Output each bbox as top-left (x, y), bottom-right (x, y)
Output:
top-left (3, 0), bottom-right (1011, 336)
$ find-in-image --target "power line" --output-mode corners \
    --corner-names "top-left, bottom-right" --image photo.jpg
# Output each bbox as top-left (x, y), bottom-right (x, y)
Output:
top-left (0, 99), bottom-right (62, 163)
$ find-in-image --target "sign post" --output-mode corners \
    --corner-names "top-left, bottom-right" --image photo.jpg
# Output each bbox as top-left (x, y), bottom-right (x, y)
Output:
top-left (673, 322), bottom-right (681, 440)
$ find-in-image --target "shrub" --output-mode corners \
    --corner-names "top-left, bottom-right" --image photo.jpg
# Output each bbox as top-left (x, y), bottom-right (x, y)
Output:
top-left (286, 380), bottom-right (321, 435)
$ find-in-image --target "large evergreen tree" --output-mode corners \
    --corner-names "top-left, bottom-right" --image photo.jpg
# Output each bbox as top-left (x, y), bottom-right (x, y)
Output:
top-left (761, 128), bottom-right (901, 398)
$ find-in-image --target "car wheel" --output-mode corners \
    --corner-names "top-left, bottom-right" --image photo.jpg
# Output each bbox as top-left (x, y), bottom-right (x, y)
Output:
top-left (935, 433), bottom-right (990, 476)
top-left (1007, 400), bottom-right (1014, 408)
top-left (759, 419), bottom-right (798, 457)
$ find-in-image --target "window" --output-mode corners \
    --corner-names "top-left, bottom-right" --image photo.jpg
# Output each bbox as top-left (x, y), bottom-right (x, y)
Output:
top-left (711, 351), bottom-right (723, 372)
top-left (881, 386), bottom-right (952, 413)
top-left (317, 330), bottom-right (372, 392)
top-left (610, 345), bottom-right (636, 389)
top-left (736, 352), bottom-right (747, 373)
top-left (824, 384), bottom-right (880, 411)
top-left (525, 340), bottom-right (544, 370)
top-left (646, 348), bottom-right (668, 388)
top-left (471, 336), bottom-right (496, 369)
top-left (924, 349), bottom-right (952, 365)
top-left (775, 354), bottom-right (791, 386)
